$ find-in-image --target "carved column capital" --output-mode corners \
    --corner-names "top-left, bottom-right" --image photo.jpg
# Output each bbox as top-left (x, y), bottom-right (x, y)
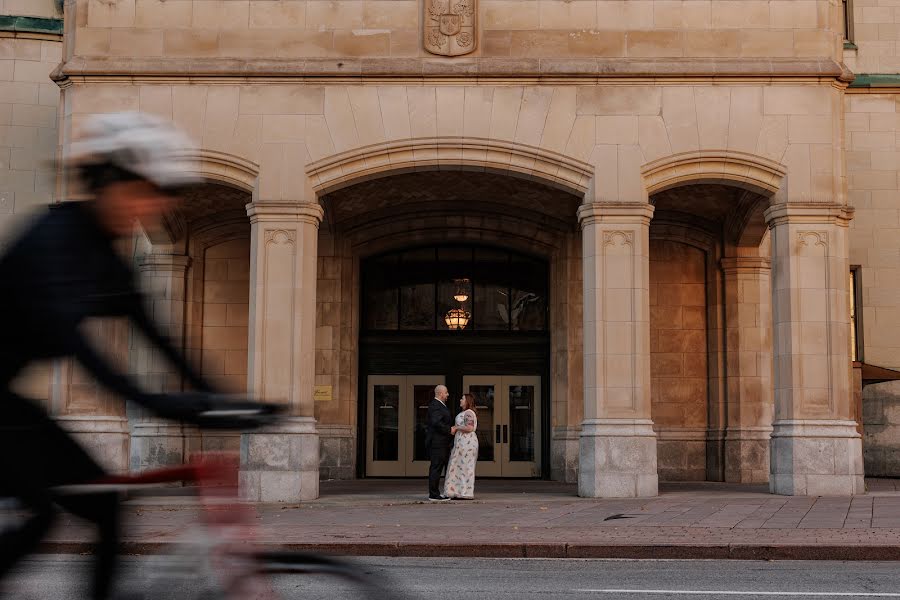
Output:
top-left (720, 256), bottom-right (771, 275)
top-left (246, 201), bottom-right (324, 227)
top-left (138, 253), bottom-right (191, 273)
top-left (763, 202), bottom-right (854, 228)
top-left (577, 202), bottom-right (655, 229)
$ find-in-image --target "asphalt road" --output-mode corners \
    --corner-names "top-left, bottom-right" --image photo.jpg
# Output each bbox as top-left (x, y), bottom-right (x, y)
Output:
top-left (3, 556), bottom-right (900, 599)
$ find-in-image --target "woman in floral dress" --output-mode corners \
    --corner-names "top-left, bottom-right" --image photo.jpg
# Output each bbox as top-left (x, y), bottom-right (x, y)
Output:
top-left (444, 393), bottom-right (478, 500)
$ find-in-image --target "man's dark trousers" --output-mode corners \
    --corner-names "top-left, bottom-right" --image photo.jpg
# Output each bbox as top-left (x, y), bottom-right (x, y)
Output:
top-left (428, 446), bottom-right (451, 498)
top-left (425, 397), bottom-right (453, 498)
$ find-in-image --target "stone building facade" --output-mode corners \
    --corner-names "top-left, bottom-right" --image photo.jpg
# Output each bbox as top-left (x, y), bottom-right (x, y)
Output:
top-left (3, 0), bottom-right (900, 500)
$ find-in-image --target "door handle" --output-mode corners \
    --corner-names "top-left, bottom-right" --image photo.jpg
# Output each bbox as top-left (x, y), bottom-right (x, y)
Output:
top-left (495, 425), bottom-right (501, 444)
top-left (502, 425), bottom-right (508, 444)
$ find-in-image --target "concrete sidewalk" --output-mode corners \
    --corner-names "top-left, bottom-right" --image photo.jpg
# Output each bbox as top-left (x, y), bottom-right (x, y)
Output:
top-left (40, 478), bottom-right (900, 560)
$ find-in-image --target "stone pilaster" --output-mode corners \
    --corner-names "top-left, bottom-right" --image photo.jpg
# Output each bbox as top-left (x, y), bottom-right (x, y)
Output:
top-left (764, 203), bottom-right (863, 496)
top-left (721, 256), bottom-right (773, 484)
top-left (129, 252), bottom-right (191, 471)
top-left (577, 202), bottom-right (658, 498)
top-left (53, 322), bottom-right (131, 472)
top-left (241, 201), bottom-right (324, 502)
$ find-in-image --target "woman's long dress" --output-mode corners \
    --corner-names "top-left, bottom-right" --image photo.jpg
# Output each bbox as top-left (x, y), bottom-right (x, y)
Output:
top-left (443, 409), bottom-right (478, 499)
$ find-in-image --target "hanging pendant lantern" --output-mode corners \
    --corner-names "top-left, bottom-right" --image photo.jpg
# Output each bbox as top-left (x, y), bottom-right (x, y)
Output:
top-left (444, 307), bottom-right (470, 330)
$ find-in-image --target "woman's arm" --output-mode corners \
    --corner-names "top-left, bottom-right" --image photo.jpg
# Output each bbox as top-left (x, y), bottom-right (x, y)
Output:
top-left (456, 410), bottom-right (477, 433)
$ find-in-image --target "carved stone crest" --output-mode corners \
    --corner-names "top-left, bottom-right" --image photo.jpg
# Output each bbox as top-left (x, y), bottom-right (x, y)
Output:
top-left (424, 0), bottom-right (476, 57)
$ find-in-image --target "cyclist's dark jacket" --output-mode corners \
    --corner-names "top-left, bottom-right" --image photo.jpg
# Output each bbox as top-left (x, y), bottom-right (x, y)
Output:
top-left (0, 200), bottom-right (212, 401)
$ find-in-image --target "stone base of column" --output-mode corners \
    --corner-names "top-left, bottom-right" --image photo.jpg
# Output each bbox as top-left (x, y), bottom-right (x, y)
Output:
top-left (130, 421), bottom-right (184, 471)
top-left (57, 415), bottom-right (129, 472)
top-left (578, 419), bottom-right (658, 498)
top-left (318, 424), bottom-right (355, 481)
top-left (724, 426), bottom-right (772, 484)
top-left (770, 420), bottom-right (864, 496)
top-left (551, 426), bottom-right (581, 483)
top-left (240, 417), bottom-right (319, 502)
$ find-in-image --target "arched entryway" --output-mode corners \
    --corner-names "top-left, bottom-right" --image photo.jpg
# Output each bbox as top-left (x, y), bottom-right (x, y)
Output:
top-left (314, 169), bottom-right (584, 481)
top-left (648, 182), bottom-right (773, 484)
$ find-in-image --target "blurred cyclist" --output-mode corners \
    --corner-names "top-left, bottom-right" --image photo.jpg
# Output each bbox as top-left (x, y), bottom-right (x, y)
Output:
top-left (0, 112), bottom-right (273, 599)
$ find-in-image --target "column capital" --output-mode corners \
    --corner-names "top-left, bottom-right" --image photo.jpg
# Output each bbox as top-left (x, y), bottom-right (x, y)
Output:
top-left (138, 253), bottom-right (191, 273)
top-left (720, 256), bottom-right (771, 275)
top-left (577, 202), bottom-right (654, 229)
top-left (763, 202), bottom-right (854, 228)
top-left (246, 201), bottom-right (324, 226)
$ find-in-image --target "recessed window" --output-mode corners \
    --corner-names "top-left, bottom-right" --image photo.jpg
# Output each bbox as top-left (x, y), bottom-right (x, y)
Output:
top-left (843, 0), bottom-right (855, 42)
top-left (362, 245), bottom-right (548, 332)
top-left (850, 266), bottom-right (863, 362)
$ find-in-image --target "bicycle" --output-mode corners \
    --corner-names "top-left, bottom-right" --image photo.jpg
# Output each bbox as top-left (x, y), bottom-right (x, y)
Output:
top-left (49, 450), bottom-right (403, 600)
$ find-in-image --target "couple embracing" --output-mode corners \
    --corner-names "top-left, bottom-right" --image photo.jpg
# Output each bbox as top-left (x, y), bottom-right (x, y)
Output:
top-left (425, 385), bottom-right (478, 502)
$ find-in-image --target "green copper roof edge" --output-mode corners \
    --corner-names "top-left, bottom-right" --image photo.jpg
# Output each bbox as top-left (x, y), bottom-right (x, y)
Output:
top-left (849, 74), bottom-right (900, 88)
top-left (0, 16), bottom-right (63, 35)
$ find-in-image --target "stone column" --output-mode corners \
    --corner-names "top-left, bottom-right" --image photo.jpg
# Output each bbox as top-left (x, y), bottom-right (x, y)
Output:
top-left (53, 320), bottom-right (131, 472)
top-left (129, 252), bottom-right (191, 471)
top-left (764, 203), bottom-right (863, 495)
top-left (721, 256), bottom-right (773, 484)
top-left (241, 201), bottom-right (323, 502)
top-left (577, 202), bottom-right (658, 498)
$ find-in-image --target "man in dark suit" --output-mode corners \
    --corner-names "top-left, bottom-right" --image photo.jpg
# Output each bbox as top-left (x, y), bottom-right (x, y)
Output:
top-left (425, 384), bottom-right (456, 501)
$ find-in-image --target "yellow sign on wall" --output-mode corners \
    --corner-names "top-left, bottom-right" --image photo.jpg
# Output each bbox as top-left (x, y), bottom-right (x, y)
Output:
top-left (314, 385), bottom-right (333, 402)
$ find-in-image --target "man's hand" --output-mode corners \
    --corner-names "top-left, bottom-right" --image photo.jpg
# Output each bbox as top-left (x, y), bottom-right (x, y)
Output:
top-left (451, 426), bottom-right (458, 435)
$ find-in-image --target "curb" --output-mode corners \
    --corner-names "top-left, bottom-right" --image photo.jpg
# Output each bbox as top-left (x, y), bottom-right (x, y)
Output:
top-left (39, 542), bottom-right (900, 561)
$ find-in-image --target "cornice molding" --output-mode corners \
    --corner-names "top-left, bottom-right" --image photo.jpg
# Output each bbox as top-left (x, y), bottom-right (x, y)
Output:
top-left (53, 56), bottom-right (848, 84)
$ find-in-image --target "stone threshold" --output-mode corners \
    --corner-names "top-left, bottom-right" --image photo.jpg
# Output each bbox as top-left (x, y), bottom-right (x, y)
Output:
top-left (54, 57), bottom-right (848, 82)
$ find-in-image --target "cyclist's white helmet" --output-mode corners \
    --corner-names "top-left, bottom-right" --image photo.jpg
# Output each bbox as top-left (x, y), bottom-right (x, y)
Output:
top-left (68, 111), bottom-right (200, 190)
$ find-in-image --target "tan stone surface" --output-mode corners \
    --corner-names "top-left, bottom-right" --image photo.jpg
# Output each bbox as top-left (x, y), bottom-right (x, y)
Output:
top-left (65, 0), bottom-right (844, 61)
top-left (201, 238), bottom-right (250, 393)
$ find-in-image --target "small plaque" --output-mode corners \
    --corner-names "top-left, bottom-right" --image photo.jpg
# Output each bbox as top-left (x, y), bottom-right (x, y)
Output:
top-left (314, 385), bottom-right (333, 402)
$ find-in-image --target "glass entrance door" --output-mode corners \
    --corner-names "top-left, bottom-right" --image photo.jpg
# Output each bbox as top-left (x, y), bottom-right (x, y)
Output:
top-left (463, 375), bottom-right (541, 477)
top-left (366, 375), bottom-right (445, 477)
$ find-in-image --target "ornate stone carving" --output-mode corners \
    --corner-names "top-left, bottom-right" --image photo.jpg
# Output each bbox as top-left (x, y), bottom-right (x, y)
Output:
top-left (265, 229), bottom-right (296, 245)
top-left (424, 0), bottom-right (477, 57)
top-left (602, 230), bottom-right (633, 248)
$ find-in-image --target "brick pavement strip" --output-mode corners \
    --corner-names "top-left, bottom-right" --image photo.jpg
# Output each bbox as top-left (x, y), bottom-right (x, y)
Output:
top-left (33, 481), bottom-right (900, 561)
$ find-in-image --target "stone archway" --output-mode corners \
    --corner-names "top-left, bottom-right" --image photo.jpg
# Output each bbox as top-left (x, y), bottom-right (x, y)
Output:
top-left (308, 152), bottom-right (589, 483)
top-left (306, 137), bottom-right (594, 198)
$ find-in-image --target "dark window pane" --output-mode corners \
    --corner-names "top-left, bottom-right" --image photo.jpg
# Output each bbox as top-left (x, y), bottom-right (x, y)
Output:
top-left (400, 284), bottom-right (435, 330)
top-left (413, 384), bottom-right (436, 461)
top-left (373, 385), bottom-right (399, 461)
top-left (509, 254), bottom-right (546, 331)
top-left (469, 384), bottom-right (495, 462)
top-left (474, 282), bottom-right (508, 330)
top-left (364, 286), bottom-right (398, 330)
top-left (508, 385), bottom-right (535, 462)
top-left (510, 288), bottom-right (545, 331)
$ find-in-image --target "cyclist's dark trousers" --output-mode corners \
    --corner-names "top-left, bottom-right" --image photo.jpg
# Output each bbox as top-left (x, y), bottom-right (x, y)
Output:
top-left (0, 393), bottom-right (120, 600)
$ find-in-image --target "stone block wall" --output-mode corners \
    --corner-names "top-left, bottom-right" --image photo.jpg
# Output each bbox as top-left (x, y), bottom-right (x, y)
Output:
top-left (68, 0), bottom-right (842, 62)
top-left (649, 238), bottom-right (709, 481)
top-left (844, 91), bottom-right (900, 476)
top-left (0, 2), bottom-right (61, 241)
top-left (313, 229), bottom-right (357, 479)
top-left (200, 238), bottom-right (251, 393)
top-left (845, 0), bottom-right (900, 73)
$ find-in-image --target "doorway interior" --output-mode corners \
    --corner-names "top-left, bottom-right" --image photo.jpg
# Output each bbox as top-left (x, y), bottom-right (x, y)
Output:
top-left (358, 245), bottom-right (551, 478)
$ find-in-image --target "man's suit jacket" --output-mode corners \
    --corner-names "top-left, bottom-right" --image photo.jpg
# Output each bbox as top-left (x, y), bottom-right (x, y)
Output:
top-left (425, 398), bottom-right (453, 454)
